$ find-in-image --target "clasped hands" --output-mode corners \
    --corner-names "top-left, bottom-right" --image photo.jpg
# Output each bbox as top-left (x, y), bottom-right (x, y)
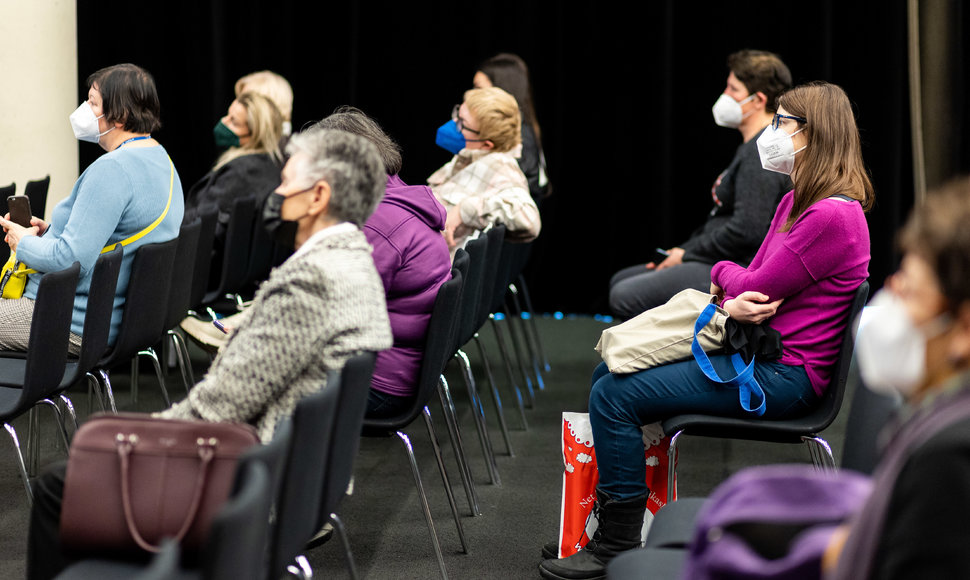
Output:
top-left (710, 282), bottom-right (783, 325)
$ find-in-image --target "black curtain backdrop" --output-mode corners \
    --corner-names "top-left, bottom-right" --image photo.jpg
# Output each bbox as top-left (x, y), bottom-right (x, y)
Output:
top-left (77, 1), bottom-right (952, 314)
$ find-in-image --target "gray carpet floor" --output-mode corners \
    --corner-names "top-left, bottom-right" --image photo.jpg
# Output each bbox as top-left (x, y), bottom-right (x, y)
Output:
top-left (0, 315), bottom-right (850, 579)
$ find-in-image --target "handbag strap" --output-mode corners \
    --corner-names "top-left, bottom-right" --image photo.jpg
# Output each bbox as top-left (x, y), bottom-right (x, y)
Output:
top-left (115, 432), bottom-right (216, 553)
top-left (101, 155), bottom-right (175, 254)
top-left (691, 303), bottom-right (767, 416)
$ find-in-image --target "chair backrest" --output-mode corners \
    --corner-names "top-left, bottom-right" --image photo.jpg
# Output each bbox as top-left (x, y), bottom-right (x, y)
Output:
top-left (363, 267), bottom-right (464, 432)
top-left (805, 280), bottom-right (871, 433)
top-left (162, 218), bottom-right (202, 330)
top-left (69, 246), bottom-right (124, 383)
top-left (839, 360), bottom-right (902, 474)
top-left (476, 225), bottom-right (506, 328)
top-left (243, 201), bottom-right (277, 288)
top-left (318, 352), bottom-right (377, 529)
top-left (201, 457), bottom-right (274, 580)
top-left (99, 237), bottom-right (179, 367)
top-left (267, 382), bottom-right (340, 578)
top-left (20, 262), bottom-right (80, 409)
top-left (450, 249), bottom-right (471, 352)
top-left (24, 175), bottom-right (50, 220)
top-left (457, 233), bottom-right (489, 345)
top-left (488, 231), bottom-right (516, 315)
top-left (189, 206), bottom-right (219, 312)
top-left (206, 196), bottom-right (255, 303)
top-left (0, 183), bottom-right (14, 265)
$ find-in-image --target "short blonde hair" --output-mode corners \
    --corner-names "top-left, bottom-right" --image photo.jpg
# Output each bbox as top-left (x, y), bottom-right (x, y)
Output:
top-left (463, 87), bottom-right (521, 153)
top-left (235, 70), bottom-right (293, 122)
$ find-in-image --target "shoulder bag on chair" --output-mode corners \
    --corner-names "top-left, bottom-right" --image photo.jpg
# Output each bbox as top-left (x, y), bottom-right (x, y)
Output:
top-left (0, 156), bottom-right (174, 301)
top-left (60, 412), bottom-right (259, 558)
top-left (595, 288), bottom-right (767, 415)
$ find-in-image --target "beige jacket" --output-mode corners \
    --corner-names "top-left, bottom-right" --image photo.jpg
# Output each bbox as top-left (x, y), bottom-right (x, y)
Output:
top-left (159, 227), bottom-right (392, 442)
top-left (429, 147), bottom-right (541, 251)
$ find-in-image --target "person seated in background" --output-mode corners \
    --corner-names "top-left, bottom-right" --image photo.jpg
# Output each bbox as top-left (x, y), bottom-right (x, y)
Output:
top-left (472, 52), bottom-right (551, 204)
top-left (184, 106), bottom-right (453, 419)
top-left (235, 69), bottom-right (295, 137)
top-left (314, 106), bottom-right (452, 419)
top-left (539, 82), bottom-right (873, 580)
top-left (826, 177), bottom-right (970, 579)
top-left (430, 86), bottom-right (541, 257)
top-left (0, 63), bottom-right (183, 356)
top-left (25, 129), bottom-right (393, 580)
top-left (608, 50), bottom-right (793, 320)
top-left (184, 90), bottom-right (284, 245)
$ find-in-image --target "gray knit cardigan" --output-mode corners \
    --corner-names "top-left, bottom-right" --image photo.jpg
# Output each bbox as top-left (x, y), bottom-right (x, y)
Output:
top-left (160, 228), bottom-right (393, 442)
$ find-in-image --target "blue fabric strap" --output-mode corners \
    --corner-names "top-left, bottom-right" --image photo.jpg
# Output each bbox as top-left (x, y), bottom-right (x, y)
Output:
top-left (691, 303), bottom-right (767, 416)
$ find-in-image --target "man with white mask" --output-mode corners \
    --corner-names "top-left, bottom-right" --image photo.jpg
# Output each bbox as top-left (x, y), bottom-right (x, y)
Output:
top-left (608, 50), bottom-right (793, 320)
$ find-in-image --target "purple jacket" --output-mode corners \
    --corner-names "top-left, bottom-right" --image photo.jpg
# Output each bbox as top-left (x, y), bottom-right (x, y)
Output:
top-left (364, 175), bottom-right (451, 397)
top-left (711, 191), bottom-right (870, 396)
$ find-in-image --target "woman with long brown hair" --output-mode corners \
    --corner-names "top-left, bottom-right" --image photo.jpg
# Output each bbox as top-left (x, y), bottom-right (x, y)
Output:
top-left (539, 81), bottom-right (873, 580)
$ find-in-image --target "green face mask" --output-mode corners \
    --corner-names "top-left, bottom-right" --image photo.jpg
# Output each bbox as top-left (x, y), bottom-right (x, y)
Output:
top-left (213, 120), bottom-right (240, 148)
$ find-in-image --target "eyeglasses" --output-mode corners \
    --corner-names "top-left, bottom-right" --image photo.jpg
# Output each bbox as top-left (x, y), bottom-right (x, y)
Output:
top-left (451, 104), bottom-right (481, 134)
top-left (771, 113), bottom-right (807, 130)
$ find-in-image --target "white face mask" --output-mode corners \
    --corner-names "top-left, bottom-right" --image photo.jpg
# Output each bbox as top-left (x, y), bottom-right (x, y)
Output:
top-left (69, 101), bottom-right (114, 143)
top-left (756, 124), bottom-right (805, 175)
top-left (855, 289), bottom-right (950, 398)
top-left (711, 93), bottom-right (755, 128)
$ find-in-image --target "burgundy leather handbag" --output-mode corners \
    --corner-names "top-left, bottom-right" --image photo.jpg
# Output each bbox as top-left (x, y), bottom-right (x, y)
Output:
top-left (60, 413), bottom-right (259, 557)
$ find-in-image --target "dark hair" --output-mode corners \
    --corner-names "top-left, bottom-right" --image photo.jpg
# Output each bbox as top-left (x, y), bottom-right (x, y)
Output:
top-left (776, 82), bottom-right (874, 231)
top-left (86, 63), bottom-right (161, 133)
top-left (477, 53), bottom-right (541, 141)
top-left (312, 106), bottom-right (403, 175)
top-left (900, 176), bottom-right (970, 313)
top-left (727, 50), bottom-right (792, 114)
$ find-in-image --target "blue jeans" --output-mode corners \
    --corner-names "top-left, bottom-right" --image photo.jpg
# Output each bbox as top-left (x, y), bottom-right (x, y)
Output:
top-left (587, 357), bottom-right (815, 501)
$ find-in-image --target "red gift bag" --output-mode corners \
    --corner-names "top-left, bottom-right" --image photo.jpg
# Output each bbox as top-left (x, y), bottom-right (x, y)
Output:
top-left (557, 412), bottom-right (676, 558)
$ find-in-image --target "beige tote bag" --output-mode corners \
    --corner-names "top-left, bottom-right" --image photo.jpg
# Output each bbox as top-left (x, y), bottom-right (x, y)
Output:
top-left (595, 288), bottom-right (729, 374)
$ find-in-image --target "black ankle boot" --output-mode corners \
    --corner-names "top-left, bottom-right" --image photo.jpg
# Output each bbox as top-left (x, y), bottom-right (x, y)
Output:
top-left (538, 489), bottom-right (647, 580)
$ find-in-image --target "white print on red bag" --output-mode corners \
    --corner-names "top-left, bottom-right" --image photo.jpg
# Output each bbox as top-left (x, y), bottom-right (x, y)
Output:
top-left (557, 413), bottom-right (676, 559)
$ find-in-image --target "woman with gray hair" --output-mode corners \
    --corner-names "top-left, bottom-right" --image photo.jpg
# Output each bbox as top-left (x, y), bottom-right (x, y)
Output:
top-left (25, 129), bottom-right (393, 579)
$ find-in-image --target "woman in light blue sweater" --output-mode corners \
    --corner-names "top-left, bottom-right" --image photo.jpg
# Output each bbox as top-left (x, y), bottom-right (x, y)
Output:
top-left (0, 63), bottom-right (184, 354)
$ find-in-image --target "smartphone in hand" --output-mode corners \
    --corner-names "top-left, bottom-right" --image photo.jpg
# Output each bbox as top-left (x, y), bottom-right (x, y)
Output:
top-left (7, 195), bottom-right (31, 228)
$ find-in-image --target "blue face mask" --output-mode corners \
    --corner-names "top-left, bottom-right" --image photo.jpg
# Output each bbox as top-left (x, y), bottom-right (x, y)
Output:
top-left (435, 120), bottom-right (466, 155)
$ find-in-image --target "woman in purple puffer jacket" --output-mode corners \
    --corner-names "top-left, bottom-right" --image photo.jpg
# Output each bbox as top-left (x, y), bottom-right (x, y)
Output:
top-left (316, 107), bottom-right (452, 418)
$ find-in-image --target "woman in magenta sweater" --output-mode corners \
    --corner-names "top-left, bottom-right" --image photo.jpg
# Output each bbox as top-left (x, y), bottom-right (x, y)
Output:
top-left (539, 82), bottom-right (874, 580)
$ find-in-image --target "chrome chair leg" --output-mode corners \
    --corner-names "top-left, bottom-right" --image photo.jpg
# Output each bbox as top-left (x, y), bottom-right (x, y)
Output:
top-left (96, 369), bottom-right (118, 413)
top-left (454, 350), bottom-right (501, 486)
top-left (58, 393), bottom-right (79, 438)
top-left (330, 512), bottom-right (359, 580)
top-left (398, 424), bottom-right (452, 579)
top-left (287, 555), bottom-right (313, 579)
top-left (508, 282), bottom-right (545, 392)
top-left (489, 316), bottom-right (528, 429)
top-left (4, 422), bottom-right (33, 505)
top-left (500, 305), bottom-right (535, 407)
top-left (35, 399), bottom-right (70, 455)
top-left (667, 430), bottom-right (683, 504)
top-left (517, 274), bottom-right (550, 372)
top-left (471, 335), bottom-right (514, 456)
top-left (138, 347), bottom-right (171, 407)
top-left (437, 376), bottom-right (481, 516)
top-left (803, 435), bottom-right (836, 470)
top-left (421, 406), bottom-right (468, 554)
top-left (168, 329), bottom-right (196, 391)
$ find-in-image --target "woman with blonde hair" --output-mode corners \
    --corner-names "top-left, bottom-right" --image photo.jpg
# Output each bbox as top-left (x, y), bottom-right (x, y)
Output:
top-left (430, 86), bottom-right (541, 255)
top-left (539, 81), bottom-right (872, 579)
top-left (235, 70), bottom-right (294, 136)
top-left (185, 91), bottom-right (284, 249)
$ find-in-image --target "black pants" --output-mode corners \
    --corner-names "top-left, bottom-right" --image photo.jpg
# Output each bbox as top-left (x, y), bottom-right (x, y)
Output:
top-left (26, 461), bottom-right (70, 580)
